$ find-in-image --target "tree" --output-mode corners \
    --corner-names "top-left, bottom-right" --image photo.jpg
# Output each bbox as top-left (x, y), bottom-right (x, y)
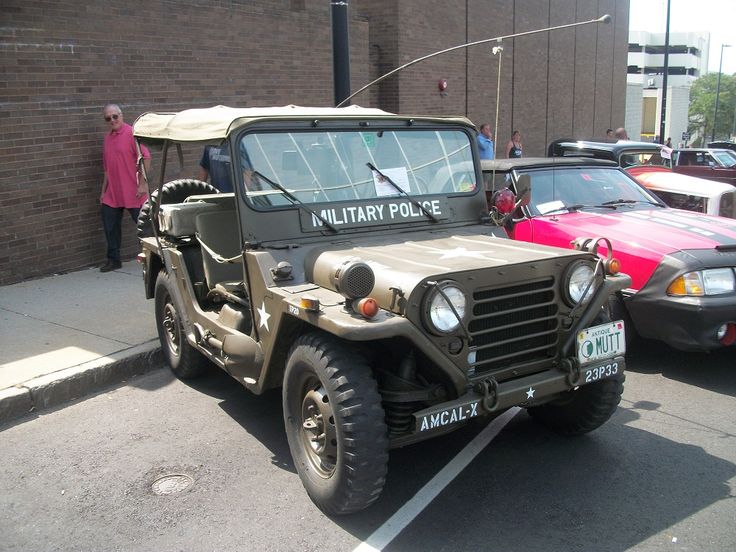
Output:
top-left (688, 72), bottom-right (736, 146)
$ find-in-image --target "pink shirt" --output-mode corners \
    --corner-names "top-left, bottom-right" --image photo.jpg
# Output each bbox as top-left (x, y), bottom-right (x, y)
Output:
top-left (102, 123), bottom-right (150, 208)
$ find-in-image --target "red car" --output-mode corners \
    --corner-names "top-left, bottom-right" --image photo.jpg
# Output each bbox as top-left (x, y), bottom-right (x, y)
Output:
top-left (482, 157), bottom-right (736, 351)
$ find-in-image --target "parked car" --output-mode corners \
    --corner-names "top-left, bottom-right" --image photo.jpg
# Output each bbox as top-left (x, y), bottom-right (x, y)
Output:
top-left (133, 106), bottom-right (630, 515)
top-left (671, 148), bottom-right (736, 185)
top-left (548, 139), bottom-right (671, 169)
top-left (708, 141), bottom-right (736, 153)
top-left (482, 157), bottom-right (736, 352)
top-left (629, 166), bottom-right (736, 219)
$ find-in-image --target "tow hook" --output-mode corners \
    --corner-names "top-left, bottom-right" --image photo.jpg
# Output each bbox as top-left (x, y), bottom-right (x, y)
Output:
top-left (475, 378), bottom-right (499, 411)
top-left (561, 357), bottom-right (581, 386)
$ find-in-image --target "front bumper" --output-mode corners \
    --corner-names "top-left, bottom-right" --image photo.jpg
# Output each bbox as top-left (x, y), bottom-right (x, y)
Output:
top-left (406, 355), bottom-right (624, 440)
top-left (627, 292), bottom-right (736, 351)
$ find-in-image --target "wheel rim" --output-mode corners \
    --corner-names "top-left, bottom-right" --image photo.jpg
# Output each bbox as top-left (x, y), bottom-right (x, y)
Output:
top-left (162, 298), bottom-right (181, 357)
top-left (299, 377), bottom-right (337, 478)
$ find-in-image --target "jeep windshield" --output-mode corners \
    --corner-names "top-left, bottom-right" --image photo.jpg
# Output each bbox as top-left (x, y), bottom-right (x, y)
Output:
top-left (238, 129), bottom-right (477, 208)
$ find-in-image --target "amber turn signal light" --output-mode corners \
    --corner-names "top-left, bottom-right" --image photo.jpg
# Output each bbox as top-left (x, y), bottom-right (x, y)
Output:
top-left (299, 295), bottom-right (320, 312)
top-left (605, 257), bottom-right (621, 275)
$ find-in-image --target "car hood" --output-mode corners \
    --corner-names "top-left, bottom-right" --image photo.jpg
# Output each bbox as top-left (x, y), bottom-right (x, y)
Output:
top-left (522, 208), bottom-right (736, 290)
top-left (544, 208), bottom-right (736, 254)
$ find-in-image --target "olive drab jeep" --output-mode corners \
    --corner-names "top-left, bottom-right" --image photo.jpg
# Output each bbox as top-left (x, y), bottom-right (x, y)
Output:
top-left (133, 105), bottom-right (631, 515)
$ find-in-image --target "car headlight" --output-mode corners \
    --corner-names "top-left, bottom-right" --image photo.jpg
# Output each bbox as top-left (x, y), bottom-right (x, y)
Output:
top-left (563, 261), bottom-right (597, 306)
top-left (423, 281), bottom-right (467, 334)
top-left (667, 268), bottom-right (736, 296)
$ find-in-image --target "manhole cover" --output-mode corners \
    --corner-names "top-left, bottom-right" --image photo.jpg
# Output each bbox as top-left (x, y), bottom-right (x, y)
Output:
top-left (151, 473), bottom-right (194, 495)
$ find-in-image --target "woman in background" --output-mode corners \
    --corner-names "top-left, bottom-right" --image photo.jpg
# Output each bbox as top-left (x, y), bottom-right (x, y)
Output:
top-left (505, 130), bottom-right (523, 158)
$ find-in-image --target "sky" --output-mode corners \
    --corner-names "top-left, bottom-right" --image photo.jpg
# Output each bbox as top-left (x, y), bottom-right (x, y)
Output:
top-left (629, 0), bottom-right (736, 75)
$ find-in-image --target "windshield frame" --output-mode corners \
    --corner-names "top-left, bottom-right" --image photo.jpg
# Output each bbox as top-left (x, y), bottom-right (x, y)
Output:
top-left (228, 118), bottom-right (489, 245)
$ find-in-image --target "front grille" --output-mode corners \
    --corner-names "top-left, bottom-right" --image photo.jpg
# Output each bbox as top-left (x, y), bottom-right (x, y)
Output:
top-left (469, 277), bottom-right (559, 377)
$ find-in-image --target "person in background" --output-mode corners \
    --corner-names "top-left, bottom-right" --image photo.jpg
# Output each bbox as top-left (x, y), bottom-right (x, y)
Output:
top-left (505, 130), bottom-right (523, 158)
top-left (606, 128), bottom-right (614, 139)
top-left (477, 123), bottom-right (495, 160)
top-left (614, 127), bottom-right (629, 140)
top-left (198, 144), bottom-right (233, 192)
top-left (99, 103), bottom-right (150, 272)
top-left (665, 137), bottom-right (672, 148)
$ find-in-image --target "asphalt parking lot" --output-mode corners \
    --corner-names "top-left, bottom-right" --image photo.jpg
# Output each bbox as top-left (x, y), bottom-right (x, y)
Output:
top-left (1, 341), bottom-right (734, 552)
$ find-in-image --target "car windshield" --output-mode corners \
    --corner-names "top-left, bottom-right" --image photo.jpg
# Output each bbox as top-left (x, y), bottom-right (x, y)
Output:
top-left (619, 150), bottom-right (667, 168)
top-left (237, 129), bottom-right (476, 208)
top-left (653, 190), bottom-right (707, 213)
top-left (720, 190), bottom-right (736, 218)
top-left (712, 150), bottom-right (736, 168)
top-left (517, 167), bottom-right (662, 216)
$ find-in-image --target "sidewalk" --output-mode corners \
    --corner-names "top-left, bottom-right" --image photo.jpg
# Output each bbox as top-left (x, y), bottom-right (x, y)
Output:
top-left (0, 260), bottom-right (162, 426)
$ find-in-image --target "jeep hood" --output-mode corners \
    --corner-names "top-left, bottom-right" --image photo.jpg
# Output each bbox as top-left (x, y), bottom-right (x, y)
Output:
top-left (306, 230), bottom-right (585, 306)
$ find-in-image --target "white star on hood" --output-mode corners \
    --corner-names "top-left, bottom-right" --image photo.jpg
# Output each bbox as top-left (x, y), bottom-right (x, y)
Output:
top-left (526, 387), bottom-right (535, 400)
top-left (433, 247), bottom-right (488, 260)
top-left (257, 301), bottom-right (271, 331)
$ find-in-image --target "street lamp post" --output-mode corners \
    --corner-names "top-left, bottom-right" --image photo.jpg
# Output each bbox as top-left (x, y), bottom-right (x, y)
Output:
top-left (712, 43), bottom-right (731, 143)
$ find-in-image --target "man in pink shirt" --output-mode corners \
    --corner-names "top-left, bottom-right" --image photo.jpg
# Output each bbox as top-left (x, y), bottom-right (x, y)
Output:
top-left (100, 104), bottom-right (151, 272)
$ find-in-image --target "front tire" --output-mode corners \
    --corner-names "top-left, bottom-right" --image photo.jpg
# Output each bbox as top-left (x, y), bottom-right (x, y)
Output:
top-left (154, 271), bottom-right (209, 379)
top-left (283, 333), bottom-right (389, 515)
top-left (527, 375), bottom-right (624, 436)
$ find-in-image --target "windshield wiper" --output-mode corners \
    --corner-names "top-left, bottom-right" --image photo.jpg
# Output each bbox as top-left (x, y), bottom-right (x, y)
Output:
top-left (601, 198), bottom-right (664, 208)
top-left (251, 170), bottom-right (339, 233)
top-left (366, 162), bottom-right (440, 223)
top-left (566, 203), bottom-right (617, 211)
top-left (601, 198), bottom-right (637, 206)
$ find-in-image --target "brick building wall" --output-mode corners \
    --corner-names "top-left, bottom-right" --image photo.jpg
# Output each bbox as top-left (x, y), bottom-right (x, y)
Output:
top-left (358, 0), bottom-right (629, 158)
top-left (0, 0), bottom-right (628, 284)
top-left (0, 0), bottom-right (369, 284)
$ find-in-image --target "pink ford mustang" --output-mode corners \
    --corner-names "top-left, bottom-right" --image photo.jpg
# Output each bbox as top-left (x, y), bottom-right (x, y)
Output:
top-left (482, 157), bottom-right (736, 351)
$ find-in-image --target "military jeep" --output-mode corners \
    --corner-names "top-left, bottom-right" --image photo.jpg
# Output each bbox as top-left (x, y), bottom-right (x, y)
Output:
top-left (134, 105), bottom-right (630, 515)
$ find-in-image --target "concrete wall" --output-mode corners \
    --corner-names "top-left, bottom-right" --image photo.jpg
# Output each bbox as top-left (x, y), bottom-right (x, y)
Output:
top-left (625, 82), bottom-right (644, 140)
top-left (0, 0), bottom-right (629, 284)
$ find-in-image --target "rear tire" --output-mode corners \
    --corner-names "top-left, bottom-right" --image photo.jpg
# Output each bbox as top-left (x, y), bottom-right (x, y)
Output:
top-left (283, 333), bottom-right (389, 515)
top-left (154, 271), bottom-right (209, 379)
top-left (137, 179), bottom-right (218, 238)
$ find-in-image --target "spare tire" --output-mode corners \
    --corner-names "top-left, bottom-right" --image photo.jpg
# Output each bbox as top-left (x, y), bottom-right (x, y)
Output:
top-left (137, 179), bottom-right (219, 239)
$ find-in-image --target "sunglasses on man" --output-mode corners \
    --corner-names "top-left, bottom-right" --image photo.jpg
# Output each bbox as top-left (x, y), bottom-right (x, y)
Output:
top-left (104, 114), bottom-right (120, 122)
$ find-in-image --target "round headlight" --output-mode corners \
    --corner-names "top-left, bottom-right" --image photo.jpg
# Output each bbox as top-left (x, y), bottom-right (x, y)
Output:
top-left (424, 282), bottom-right (467, 334)
top-left (564, 261), bottom-right (597, 305)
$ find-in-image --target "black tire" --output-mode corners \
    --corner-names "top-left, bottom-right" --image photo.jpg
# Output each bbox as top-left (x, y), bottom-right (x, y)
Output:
top-left (526, 375), bottom-right (625, 436)
top-left (283, 333), bottom-right (389, 515)
top-left (527, 310), bottom-right (624, 436)
top-left (137, 179), bottom-right (218, 239)
top-left (154, 271), bottom-right (210, 379)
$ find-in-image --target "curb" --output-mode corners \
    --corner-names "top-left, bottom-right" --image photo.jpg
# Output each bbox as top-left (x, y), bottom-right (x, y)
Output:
top-left (0, 341), bottom-right (163, 427)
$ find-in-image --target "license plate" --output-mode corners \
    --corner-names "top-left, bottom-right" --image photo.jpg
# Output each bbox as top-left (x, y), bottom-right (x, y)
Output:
top-left (577, 320), bottom-right (626, 365)
top-left (582, 359), bottom-right (622, 384)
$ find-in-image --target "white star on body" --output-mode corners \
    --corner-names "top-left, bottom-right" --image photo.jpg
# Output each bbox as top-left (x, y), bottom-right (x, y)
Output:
top-left (433, 247), bottom-right (488, 260)
top-left (257, 301), bottom-right (271, 331)
top-left (526, 387), bottom-right (535, 399)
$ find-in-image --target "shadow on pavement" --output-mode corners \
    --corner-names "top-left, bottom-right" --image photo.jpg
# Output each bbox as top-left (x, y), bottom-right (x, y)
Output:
top-left (177, 366), bottom-right (295, 473)
top-left (339, 408), bottom-right (736, 551)
top-left (627, 340), bottom-right (736, 397)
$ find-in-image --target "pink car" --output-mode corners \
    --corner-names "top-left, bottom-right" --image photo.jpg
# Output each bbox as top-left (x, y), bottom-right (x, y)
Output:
top-left (483, 157), bottom-right (736, 351)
